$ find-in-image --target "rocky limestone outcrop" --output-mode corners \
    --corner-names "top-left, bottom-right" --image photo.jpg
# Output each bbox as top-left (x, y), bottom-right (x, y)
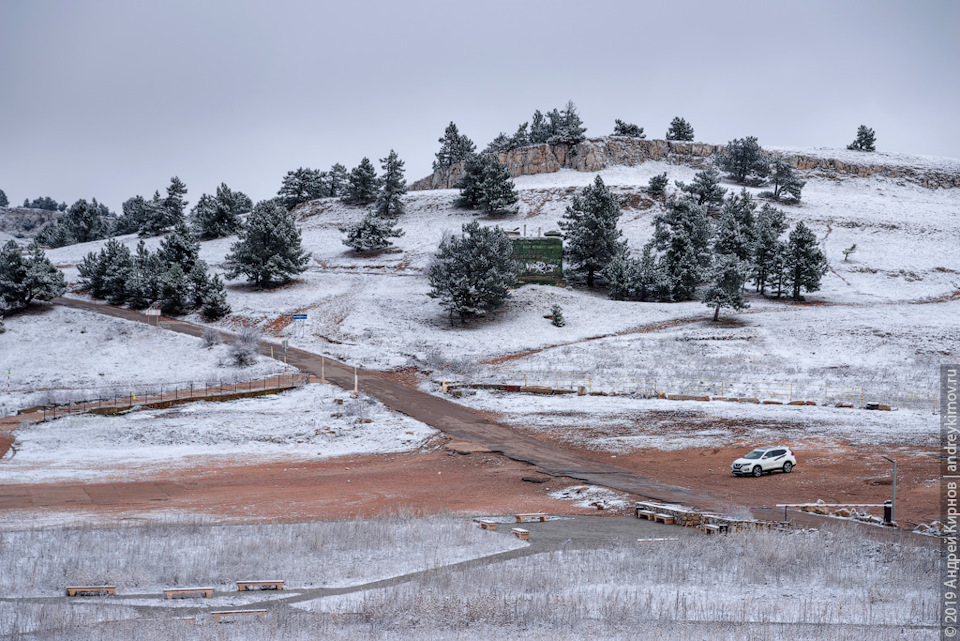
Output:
top-left (410, 136), bottom-right (960, 191)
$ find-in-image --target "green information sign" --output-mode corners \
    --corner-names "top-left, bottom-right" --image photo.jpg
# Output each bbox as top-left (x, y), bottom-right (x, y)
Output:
top-left (511, 237), bottom-right (563, 285)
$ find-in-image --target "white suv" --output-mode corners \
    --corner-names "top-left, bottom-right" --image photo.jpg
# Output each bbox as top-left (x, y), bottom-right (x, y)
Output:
top-left (731, 446), bottom-right (796, 477)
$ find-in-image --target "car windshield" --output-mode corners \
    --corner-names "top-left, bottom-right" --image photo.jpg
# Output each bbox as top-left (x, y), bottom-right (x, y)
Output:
top-left (743, 450), bottom-right (766, 460)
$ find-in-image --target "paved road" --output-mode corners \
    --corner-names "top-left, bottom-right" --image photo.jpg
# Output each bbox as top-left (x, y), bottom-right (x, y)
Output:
top-left (52, 297), bottom-right (717, 509)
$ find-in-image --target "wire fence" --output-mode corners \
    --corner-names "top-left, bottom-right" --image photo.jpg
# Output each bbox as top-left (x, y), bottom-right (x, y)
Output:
top-left (22, 373), bottom-right (311, 422)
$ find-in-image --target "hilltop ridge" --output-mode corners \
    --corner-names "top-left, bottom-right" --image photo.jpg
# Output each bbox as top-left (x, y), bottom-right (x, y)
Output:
top-left (411, 136), bottom-right (960, 192)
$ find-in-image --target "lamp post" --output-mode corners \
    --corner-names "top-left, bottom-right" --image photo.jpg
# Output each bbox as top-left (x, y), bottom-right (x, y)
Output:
top-left (881, 455), bottom-right (897, 523)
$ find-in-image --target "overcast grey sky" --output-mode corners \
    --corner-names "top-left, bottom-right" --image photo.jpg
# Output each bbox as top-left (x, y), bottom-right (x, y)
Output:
top-left (1, 0), bottom-right (958, 212)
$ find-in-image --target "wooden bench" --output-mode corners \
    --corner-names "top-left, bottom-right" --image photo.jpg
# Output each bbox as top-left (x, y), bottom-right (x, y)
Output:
top-left (635, 509), bottom-right (657, 520)
top-left (654, 513), bottom-right (676, 525)
top-left (477, 520), bottom-right (498, 531)
top-left (211, 609), bottom-right (267, 623)
top-left (514, 513), bottom-right (547, 523)
top-left (66, 586), bottom-right (116, 597)
top-left (164, 587), bottom-right (215, 599)
top-left (700, 523), bottom-right (729, 535)
top-left (236, 580), bottom-right (284, 592)
top-left (512, 527), bottom-right (529, 541)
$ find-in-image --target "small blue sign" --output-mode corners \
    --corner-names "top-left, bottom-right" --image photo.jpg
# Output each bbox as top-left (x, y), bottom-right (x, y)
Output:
top-left (292, 314), bottom-right (307, 320)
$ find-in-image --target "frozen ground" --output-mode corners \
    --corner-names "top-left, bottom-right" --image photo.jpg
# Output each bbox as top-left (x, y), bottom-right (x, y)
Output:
top-left (1, 383), bottom-right (436, 484)
top-left (0, 305), bottom-right (295, 417)
top-left (448, 388), bottom-right (938, 452)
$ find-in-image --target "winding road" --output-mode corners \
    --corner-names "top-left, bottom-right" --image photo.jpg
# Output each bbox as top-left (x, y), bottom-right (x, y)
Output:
top-left (51, 297), bottom-right (716, 509)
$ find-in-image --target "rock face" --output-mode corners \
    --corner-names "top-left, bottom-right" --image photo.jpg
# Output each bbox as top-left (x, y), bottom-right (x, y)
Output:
top-left (410, 136), bottom-right (960, 191)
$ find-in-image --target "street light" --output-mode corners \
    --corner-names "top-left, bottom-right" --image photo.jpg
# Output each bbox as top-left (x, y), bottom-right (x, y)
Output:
top-left (881, 455), bottom-right (897, 524)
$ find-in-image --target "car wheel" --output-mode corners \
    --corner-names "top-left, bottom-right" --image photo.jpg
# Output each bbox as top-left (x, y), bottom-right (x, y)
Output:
top-left (752, 466), bottom-right (763, 477)
top-left (783, 462), bottom-right (793, 474)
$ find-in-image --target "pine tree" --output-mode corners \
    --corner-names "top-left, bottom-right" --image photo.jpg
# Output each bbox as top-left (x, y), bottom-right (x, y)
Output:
top-left (375, 150), bottom-right (406, 219)
top-left (343, 158), bottom-right (379, 205)
top-left (613, 119), bottom-right (645, 138)
top-left (125, 240), bottom-right (162, 308)
top-left (225, 200), bottom-right (311, 288)
top-left (765, 157), bottom-right (806, 202)
top-left (702, 253), bottom-right (750, 321)
top-left (138, 191), bottom-right (170, 237)
top-left (509, 122), bottom-right (530, 148)
top-left (602, 254), bottom-right (638, 300)
top-left (675, 167), bottom-right (726, 207)
top-left (455, 155), bottom-right (519, 216)
top-left (278, 168), bottom-right (325, 210)
top-left (193, 184), bottom-right (248, 240)
top-left (77, 239), bottom-right (131, 300)
top-left (666, 117), bottom-right (694, 141)
top-left (713, 189), bottom-right (757, 261)
top-left (162, 177), bottom-right (188, 228)
top-left (847, 125), bottom-right (876, 152)
top-left (0, 189), bottom-right (7, 207)
top-left (784, 222), bottom-right (828, 300)
top-left (36, 198), bottom-right (113, 247)
top-left (647, 172), bottom-right (669, 196)
top-left (433, 122), bottom-right (477, 171)
top-left (548, 100), bottom-right (587, 145)
top-left (529, 110), bottom-right (551, 144)
top-left (751, 204), bottom-right (788, 295)
top-left (201, 274), bottom-right (231, 320)
top-left (158, 220), bottom-right (201, 273)
top-left (550, 303), bottom-right (565, 327)
top-left (637, 244), bottom-right (672, 302)
top-left (159, 264), bottom-right (192, 316)
top-left (0, 241), bottom-right (66, 309)
top-left (558, 175), bottom-right (627, 287)
top-left (101, 242), bottom-right (134, 306)
top-left (328, 163), bottom-right (349, 197)
top-left (188, 260), bottom-right (211, 308)
top-left (340, 213), bottom-right (404, 252)
top-left (483, 132), bottom-right (513, 154)
top-left (650, 197), bottom-right (711, 300)
top-left (718, 137), bottom-right (769, 185)
top-left (427, 221), bottom-right (517, 323)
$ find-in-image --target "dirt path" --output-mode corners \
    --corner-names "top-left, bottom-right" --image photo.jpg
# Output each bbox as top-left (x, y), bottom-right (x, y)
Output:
top-left (50, 297), bottom-right (716, 509)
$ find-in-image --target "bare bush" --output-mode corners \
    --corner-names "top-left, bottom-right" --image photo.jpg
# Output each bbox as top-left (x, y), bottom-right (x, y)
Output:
top-left (230, 327), bottom-right (260, 367)
top-left (200, 327), bottom-right (222, 348)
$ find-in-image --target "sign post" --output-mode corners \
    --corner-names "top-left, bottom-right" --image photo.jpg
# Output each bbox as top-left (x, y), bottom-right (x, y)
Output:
top-left (145, 309), bottom-right (161, 326)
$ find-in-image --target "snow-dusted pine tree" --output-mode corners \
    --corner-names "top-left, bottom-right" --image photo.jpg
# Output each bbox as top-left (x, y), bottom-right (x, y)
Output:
top-left (158, 220), bottom-right (201, 273)
top-left (847, 125), bottom-right (876, 152)
top-left (550, 303), bottom-right (565, 327)
top-left (344, 158), bottom-right (379, 205)
top-left (162, 177), bottom-right (188, 228)
top-left (675, 167), bottom-right (726, 207)
top-left (77, 239), bottom-right (130, 300)
top-left (159, 264), bottom-right (192, 315)
top-left (0, 241), bottom-right (66, 309)
top-left (784, 221), bottom-right (828, 300)
top-left (225, 200), bottom-right (311, 288)
top-left (375, 150), bottom-right (406, 219)
top-left (278, 168), bottom-right (325, 210)
top-left (559, 176), bottom-right (627, 288)
top-left (138, 191), bottom-right (171, 237)
top-left (647, 172), bottom-right (669, 196)
top-left (713, 189), bottom-right (757, 261)
top-left (427, 221), bottom-right (517, 323)
top-left (702, 253), bottom-right (750, 321)
top-left (0, 189), bottom-right (7, 207)
top-left (455, 155), bottom-right (519, 216)
top-left (340, 213), bottom-right (404, 252)
top-left (666, 117), bottom-right (694, 141)
top-left (549, 100), bottom-right (587, 145)
top-left (433, 122), bottom-right (476, 171)
top-left (187, 260), bottom-right (211, 308)
top-left (328, 163), bottom-right (349, 197)
top-left (765, 157), bottom-right (806, 202)
top-left (650, 196), bottom-right (711, 300)
top-left (201, 274), bottom-right (231, 320)
top-left (613, 119), bottom-right (645, 138)
top-left (602, 254), bottom-right (638, 300)
top-left (718, 137), bottom-right (769, 185)
top-left (752, 204), bottom-right (788, 295)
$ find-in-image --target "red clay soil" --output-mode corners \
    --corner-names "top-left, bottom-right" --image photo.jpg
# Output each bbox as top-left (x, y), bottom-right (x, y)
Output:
top-left (0, 445), bottom-right (613, 522)
top-left (520, 431), bottom-right (940, 526)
